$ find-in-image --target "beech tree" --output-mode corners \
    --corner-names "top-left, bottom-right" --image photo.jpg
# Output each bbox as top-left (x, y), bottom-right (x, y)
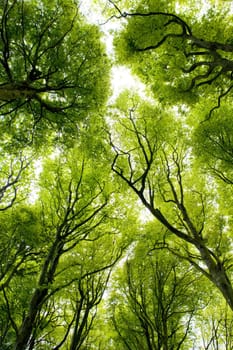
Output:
top-left (105, 0), bottom-right (233, 313)
top-left (108, 91), bottom-right (233, 311)
top-left (109, 231), bottom-right (200, 350)
top-left (0, 147), bottom-right (127, 350)
top-left (0, 0), bottom-right (110, 146)
top-left (110, 0), bottom-right (233, 119)
top-left (1, 0), bottom-right (233, 348)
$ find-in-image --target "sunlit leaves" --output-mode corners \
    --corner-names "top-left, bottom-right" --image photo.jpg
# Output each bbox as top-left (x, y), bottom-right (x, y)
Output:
top-left (113, 0), bottom-right (233, 117)
top-left (1, 0), bottom-right (233, 348)
top-left (0, 0), bottom-right (110, 147)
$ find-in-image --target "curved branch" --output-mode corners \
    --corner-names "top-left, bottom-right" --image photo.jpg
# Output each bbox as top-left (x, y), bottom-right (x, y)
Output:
top-left (205, 84), bottom-right (233, 121)
top-left (0, 0), bottom-right (15, 81)
top-left (108, 3), bottom-right (233, 110)
top-left (135, 33), bottom-right (185, 52)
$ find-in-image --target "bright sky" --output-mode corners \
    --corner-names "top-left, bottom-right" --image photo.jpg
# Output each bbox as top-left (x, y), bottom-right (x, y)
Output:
top-left (79, 0), bottom-right (146, 100)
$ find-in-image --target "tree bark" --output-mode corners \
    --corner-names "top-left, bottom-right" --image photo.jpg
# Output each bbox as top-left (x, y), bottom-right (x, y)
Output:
top-left (14, 238), bottom-right (63, 350)
top-left (0, 83), bottom-right (36, 101)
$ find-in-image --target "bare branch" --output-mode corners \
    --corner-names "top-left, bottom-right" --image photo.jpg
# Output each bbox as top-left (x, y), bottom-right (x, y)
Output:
top-left (205, 84), bottom-right (233, 121)
top-left (108, 3), bottom-right (233, 110)
top-left (0, 155), bottom-right (30, 211)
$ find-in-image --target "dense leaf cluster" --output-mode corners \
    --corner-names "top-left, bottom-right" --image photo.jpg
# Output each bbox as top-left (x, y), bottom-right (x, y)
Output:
top-left (1, 0), bottom-right (233, 349)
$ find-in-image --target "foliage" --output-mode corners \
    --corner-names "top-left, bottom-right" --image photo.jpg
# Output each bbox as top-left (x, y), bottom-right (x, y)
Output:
top-left (108, 233), bottom-right (201, 350)
top-left (0, 0), bottom-right (233, 349)
top-left (113, 0), bottom-right (233, 118)
top-left (0, 0), bottom-right (110, 148)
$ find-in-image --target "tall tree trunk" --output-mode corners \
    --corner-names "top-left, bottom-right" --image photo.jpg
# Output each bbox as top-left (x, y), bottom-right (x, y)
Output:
top-left (0, 83), bottom-right (36, 101)
top-left (14, 288), bottom-right (48, 350)
top-left (14, 238), bottom-right (63, 350)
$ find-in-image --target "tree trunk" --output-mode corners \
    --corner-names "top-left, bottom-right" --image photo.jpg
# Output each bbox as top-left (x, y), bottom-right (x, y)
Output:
top-left (197, 243), bottom-right (233, 310)
top-left (0, 83), bottom-right (36, 101)
top-left (14, 238), bottom-right (63, 350)
top-left (14, 288), bottom-right (48, 350)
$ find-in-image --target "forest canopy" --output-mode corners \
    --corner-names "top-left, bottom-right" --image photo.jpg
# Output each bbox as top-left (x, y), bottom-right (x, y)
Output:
top-left (1, 0), bottom-right (233, 349)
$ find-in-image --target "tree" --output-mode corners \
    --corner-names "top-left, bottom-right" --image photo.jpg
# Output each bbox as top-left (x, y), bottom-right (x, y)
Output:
top-left (110, 0), bottom-right (233, 119)
top-left (0, 0), bottom-right (110, 146)
top-left (109, 229), bottom-right (200, 350)
top-left (1, 0), bottom-right (233, 348)
top-left (109, 91), bottom-right (233, 310)
top-left (0, 146), bottom-right (126, 350)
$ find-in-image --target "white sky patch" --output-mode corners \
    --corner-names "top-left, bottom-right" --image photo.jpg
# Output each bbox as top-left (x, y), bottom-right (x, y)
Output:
top-left (49, 146), bottom-right (62, 160)
top-left (139, 206), bottom-right (153, 223)
top-left (110, 65), bottom-right (148, 100)
top-left (79, 0), bottom-right (149, 101)
top-left (28, 148), bottom-right (64, 204)
top-left (28, 159), bottom-right (43, 204)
